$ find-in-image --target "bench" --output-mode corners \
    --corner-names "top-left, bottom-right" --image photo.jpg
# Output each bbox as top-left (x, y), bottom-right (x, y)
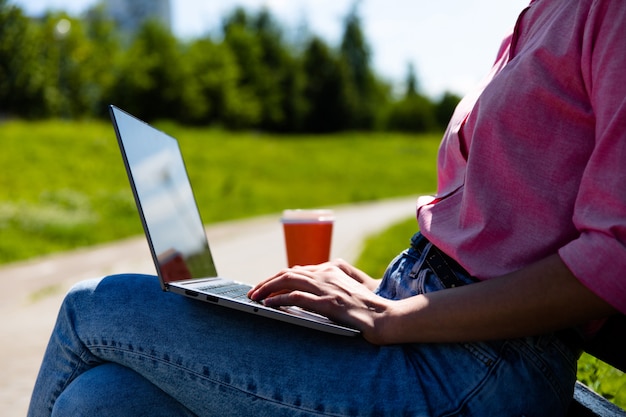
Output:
top-left (566, 314), bottom-right (626, 416)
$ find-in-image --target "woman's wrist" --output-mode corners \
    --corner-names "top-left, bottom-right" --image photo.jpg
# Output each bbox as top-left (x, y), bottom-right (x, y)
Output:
top-left (365, 296), bottom-right (428, 345)
top-left (366, 254), bottom-right (617, 346)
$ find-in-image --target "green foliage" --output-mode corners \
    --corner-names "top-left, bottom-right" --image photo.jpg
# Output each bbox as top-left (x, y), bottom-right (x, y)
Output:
top-left (577, 353), bottom-right (626, 408)
top-left (108, 20), bottom-right (185, 122)
top-left (387, 63), bottom-right (456, 133)
top-left (435, 91), bottom-right (463, 130)
top-left (388, 95), bottom-right (438, 133)
top-left (355, 219), bottom-right (626, 409)
top-left (181, 38), bottom-right (246, 126)
top-left (302, 37), bottom-right (352, 133)
top-left (0, 2), bottom-right (459, 132)
top-left (221, 7), bottom-right (305, 131)
top-left (339, 3), bottom-right (379, 130)
top-left (0, 1), bottom-right (123, 119)
top-left (0, 3), bottom-right (48, 118)
top-left (0, 120), bottom-right (441, 264)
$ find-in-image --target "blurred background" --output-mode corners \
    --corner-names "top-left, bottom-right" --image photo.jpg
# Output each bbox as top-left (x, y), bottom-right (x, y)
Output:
top-left (1, 0), bottom-right (528, 129)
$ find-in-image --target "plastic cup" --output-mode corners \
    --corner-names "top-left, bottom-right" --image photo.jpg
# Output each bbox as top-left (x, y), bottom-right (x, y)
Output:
top-left (281, 209), bottom-right (334, 267)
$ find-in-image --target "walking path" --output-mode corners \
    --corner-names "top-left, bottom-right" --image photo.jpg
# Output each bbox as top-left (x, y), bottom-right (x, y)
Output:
top-left (0, 196), bottom-right (418, 416)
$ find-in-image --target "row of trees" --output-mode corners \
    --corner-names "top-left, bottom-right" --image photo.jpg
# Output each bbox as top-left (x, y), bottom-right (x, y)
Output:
top-left (0, 0), bottom-right (461, 132)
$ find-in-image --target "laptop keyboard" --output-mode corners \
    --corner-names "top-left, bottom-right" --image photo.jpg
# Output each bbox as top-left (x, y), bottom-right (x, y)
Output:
top-left (196, 282), bottom-right (254, 302)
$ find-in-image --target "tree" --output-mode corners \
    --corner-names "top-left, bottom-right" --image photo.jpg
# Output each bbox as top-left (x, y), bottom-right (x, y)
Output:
top-left (221, 8), bottom-right (264, 129)
top-left (301, 37), bottom-right (351, 132)
top-left (340, 3), bottom-right (370, 94)
top-left (40, 13), bottom-right (115, 118)
top-left (0, 1), bottom-right (48, 117)
top-left (182, 37), bottom-right (259, 128)
top-left (84, 4), bottom-right (123, 117)
top-left (387, 62), bottom-right (437, 132)
top-left (435, 91), bottom-right (462, 130)
top-left (254, 8), bottom-right (307, 132)
top-left (221, 7), bottom-right (306, 131)
top-left (0, 2), bottom-right (123, 119)
top-left (107, 20), bottom-right (185, 122)
top-left (405, 62), bottom-right (419, 98)
top-left (1, 1), bottom-right (437, 132)
top-left (338, 3), bottom-right (380, 130)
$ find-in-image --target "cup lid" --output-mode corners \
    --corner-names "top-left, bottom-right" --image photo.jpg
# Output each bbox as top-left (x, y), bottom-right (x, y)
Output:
top-left (281, 209), bottom-right (334, 223)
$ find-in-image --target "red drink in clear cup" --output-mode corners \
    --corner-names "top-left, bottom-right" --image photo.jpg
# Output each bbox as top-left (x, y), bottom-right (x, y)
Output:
top-left (281, 209), bottom-right (334, 267)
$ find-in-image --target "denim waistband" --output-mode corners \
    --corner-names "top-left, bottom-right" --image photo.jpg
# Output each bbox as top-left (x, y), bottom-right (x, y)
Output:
top-left (410, 233), bottom-right (478, 289)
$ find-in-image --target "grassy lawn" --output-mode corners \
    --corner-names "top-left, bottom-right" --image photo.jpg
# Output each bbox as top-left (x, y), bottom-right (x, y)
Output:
top-left (355, 217), bottom-right (626, 409)
top-left (0, 119), bottom-right (440, 264)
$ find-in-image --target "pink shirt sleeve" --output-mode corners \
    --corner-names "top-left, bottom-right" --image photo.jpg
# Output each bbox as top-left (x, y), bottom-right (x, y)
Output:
top-left (558, 0), bottom-right (626, 313)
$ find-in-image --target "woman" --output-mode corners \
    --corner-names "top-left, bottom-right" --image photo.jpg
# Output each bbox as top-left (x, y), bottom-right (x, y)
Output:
top-left (29, 0), bottom-right (625, 415)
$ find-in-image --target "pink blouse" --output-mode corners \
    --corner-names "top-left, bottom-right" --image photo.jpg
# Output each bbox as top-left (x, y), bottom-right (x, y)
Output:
top-left (418, 0), bottom-right (626, 314)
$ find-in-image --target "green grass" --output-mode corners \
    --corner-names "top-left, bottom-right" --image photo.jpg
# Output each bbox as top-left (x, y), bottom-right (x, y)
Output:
top-left (0, 119), bottom-right (440, 264)
top-left (355, 218), bottom-right (626, 409)
top-left (577, 352), bottom-right (626, 408)
top-left (355, 216), bottom-right (418, 278)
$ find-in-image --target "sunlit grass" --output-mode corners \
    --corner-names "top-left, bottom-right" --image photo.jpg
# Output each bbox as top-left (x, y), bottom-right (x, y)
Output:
top-left (577, 353), bottom-right (626, 408)
top-left (355, 216), bottom-right (417, 278)
top-left (1, 119), bottom-right (441, 264)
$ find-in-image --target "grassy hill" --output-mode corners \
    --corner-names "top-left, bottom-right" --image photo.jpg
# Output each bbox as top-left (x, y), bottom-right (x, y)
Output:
top-left (0, 120), bottom-right (441, 264)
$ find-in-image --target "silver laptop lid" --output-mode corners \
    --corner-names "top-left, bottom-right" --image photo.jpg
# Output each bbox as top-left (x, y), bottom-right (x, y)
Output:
top-left (110, 105), bottom-right (218, 286)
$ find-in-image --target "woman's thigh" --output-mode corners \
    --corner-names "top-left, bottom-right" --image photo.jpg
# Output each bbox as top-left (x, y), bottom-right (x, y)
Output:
top-left (58, 274), bottom-right (432, 416)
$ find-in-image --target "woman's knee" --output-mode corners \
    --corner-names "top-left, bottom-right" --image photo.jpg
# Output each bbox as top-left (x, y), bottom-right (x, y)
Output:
top-left (63, 274), bottom-right (160, 308)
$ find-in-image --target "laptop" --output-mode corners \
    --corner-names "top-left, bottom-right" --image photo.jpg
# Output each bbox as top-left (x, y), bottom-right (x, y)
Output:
top-left (109, 105), bottom-right (359, 337)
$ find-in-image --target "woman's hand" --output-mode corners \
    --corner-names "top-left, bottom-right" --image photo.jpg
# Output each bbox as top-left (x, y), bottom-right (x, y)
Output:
top-left (250, 254), bottom-right (618, 346)
top-left (248, 259), bottom-right (391, 344)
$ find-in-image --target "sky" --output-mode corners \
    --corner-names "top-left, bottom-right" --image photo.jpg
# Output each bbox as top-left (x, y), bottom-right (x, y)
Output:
top-left (13, 0), bottom-right (530, 98)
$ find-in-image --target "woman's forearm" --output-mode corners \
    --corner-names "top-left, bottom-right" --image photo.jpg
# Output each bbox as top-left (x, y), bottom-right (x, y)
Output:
top-left (375, 254), bottom-right (617, 345)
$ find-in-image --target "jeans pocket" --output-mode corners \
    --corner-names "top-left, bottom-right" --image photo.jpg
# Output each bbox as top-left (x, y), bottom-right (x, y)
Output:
top-left (377, 249), bottom-right (421, 300)
top-left (518, 336), bottom-right (577, 402)
top-left (378, 243), bottom-right (475, 300)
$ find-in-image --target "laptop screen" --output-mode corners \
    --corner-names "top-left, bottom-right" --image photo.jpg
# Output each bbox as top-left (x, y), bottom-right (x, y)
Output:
top-left (110, 106), bottom-right (218, 283)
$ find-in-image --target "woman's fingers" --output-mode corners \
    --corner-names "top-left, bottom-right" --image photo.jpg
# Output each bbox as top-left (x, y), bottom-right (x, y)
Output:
top-left (247, 263), bottom-right (392, 342)
top-left (248, 268), bottom-right (321, 301)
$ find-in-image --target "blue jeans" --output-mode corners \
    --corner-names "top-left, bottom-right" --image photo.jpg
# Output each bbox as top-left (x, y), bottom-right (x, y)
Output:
top-left (28, 233), bottom-right (578, 416)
